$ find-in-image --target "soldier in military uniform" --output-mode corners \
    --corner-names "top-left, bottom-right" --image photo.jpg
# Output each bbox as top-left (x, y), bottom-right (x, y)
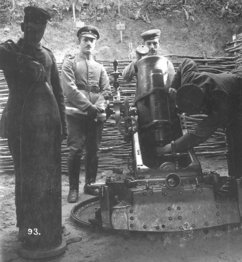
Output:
top-left (122, 29), bottom-right (187, 168)
top-left (0, 6), bottom-right (67, 228)
top-left (158, 58), bottom-right (242, 197)
top-left (61, 25), bottom-right (111, 203)
top-left (122, 29), bottom-right (175, 87)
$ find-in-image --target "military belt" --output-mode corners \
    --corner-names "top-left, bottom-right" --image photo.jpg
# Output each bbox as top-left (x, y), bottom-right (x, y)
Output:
top-left (76, 84), bottom-right (100, 93)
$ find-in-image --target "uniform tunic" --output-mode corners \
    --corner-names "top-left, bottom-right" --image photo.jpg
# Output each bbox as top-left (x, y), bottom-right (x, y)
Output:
top-left (0, 38), bottom-right (67, 226)
top-left (61, 54), bottom-right (110, 154)
top-left (62, 54), bottom-right (110, 114)
top-left (171, 58), bottom-right (242, 178)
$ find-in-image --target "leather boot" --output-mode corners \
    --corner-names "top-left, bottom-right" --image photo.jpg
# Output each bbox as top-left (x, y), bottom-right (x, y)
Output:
top-left (67, 155), bottom-right (81, 203)
top-left (84, 155), bottom-right (99, 196)
top-left (68, 189), bottom-right (79, 203)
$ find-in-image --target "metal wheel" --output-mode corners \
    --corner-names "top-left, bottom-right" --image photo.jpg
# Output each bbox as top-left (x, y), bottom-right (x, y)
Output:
top-left (71, 197), bottom-right (100, 227)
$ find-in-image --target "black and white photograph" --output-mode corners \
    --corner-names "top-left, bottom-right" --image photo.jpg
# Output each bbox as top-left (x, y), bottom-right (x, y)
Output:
top-left (1, 0), bottom-right (242, 261)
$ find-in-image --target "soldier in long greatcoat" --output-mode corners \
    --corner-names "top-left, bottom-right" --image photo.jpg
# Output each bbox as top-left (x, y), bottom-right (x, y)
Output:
top-left (0, 6), bottom-right (67, 228)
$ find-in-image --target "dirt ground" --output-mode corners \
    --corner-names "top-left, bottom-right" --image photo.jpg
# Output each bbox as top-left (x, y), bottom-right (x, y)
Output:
top-left (1, 2), bottom-right (242, 262)
top-left (2, 157), bottom-right (242, 262)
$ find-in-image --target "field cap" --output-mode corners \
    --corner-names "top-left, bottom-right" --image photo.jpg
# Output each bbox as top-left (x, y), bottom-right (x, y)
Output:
top-left (141, 29), bottom-right (161, 41)
top-left (24, 6), bottom-right (51, 24)
top-left (77, 25), bottom-right (100, 39)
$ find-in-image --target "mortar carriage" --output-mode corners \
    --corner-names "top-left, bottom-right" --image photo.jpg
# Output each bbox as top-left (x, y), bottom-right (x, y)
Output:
top-left (71, 55), bottom-right (242, 232)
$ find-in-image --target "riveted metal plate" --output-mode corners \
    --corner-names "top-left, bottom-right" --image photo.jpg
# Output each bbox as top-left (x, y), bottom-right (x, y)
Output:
top-left (126, 185), bottom-right (240, 232)
top-left (71, 185), bottom-right (241, 232)
top-left (111, 205), bottom-right (129, 230)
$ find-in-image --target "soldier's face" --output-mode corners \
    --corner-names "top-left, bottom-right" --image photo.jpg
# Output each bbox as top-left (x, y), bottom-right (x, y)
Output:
top-left (79, 36), bottom-right (96, 55)
top-left (145, 39), bottom-right (159, 55)
top-left (23, 22), bottom-right (46, 46)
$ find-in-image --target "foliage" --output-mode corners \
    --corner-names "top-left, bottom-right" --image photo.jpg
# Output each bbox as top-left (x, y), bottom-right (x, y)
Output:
top-left (1, 0), bottom-right (242, 24)
top-left (130, 0), bottom-right (242, 23)
top-left (195, 0), bottom-right (242, 21)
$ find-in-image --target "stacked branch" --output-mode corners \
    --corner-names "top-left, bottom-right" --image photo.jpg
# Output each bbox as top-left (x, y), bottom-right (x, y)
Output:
top-left (225, 33), bottom-right (242, 74)
top-left (1, 52), bottom-right (236, 175)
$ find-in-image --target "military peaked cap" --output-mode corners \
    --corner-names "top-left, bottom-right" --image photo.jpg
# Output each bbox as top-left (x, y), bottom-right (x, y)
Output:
top-left (141, 29), bottom-right (161, 41)
top-left (77, 25), bottom-right (100, 40)
top-left (24, 6), bottom-right (51, 24)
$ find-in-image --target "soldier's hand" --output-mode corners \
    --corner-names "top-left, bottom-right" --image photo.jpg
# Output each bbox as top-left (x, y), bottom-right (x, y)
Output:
top-left (27, 61), bottom-right (47, 82)
top-left (102, 90), bottom-right (112, 100)
top-left (96, 106), bottom-right (104, 114)
top-left (87, 105), bottom-right (99, 119)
